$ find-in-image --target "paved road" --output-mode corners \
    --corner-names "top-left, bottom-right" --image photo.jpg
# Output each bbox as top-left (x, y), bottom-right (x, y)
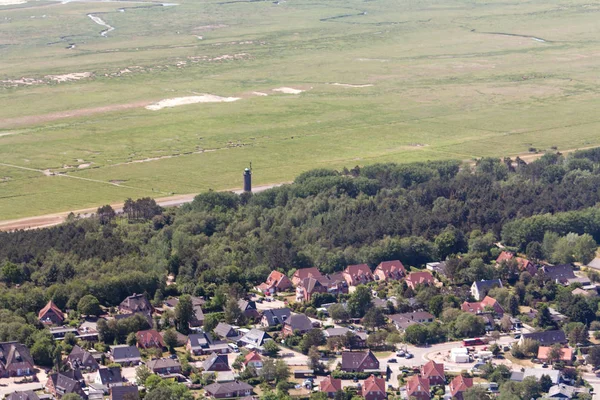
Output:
top-left (583, 373), bottom-right (600, 398)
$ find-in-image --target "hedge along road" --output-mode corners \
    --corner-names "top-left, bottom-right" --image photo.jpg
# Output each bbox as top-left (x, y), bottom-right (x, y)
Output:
top-left (0, 182), bottom-right (285, 232)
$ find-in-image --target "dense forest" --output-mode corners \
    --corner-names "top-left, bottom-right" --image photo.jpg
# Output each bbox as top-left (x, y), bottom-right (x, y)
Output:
top-left (2, 148), bottom-right (600, 360)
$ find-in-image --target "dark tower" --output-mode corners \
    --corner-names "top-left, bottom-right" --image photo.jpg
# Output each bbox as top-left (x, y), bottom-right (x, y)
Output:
top-left (243, 164), bottom-right (252, 192)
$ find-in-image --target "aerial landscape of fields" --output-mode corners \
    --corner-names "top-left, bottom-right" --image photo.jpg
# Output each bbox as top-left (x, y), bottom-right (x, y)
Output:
top-left (1, 0), bottom-right (600, 220)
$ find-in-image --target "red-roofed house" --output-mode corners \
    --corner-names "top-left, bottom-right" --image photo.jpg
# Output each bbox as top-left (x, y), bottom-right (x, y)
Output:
top-left (406, 375), bottom-right (430, 400)
top-left (291, 268), bottom-right (323, 286)
top-left (405, 271), bottom-right (434, 290)
top-left (421, 360), bottom-right (445, 385)
top-left (243, 351), bottom-right (263, 369)
top-left (257, 271), bottom-right (293, 295)
top-left (449, 375), bottom-right (473, 400)
top-left (537, 346), bottom-right (573, 365)
top-left (319, 375), bottom-right (342, 398)
top-left (461, 296), bottom-right (504, 317)
top-left (515, 257), bottom-right (538, 276)
top-left (496, 251), bottom-right (514, 264)
top-left (343, 264), bottom-right (374, 286)
top-left (136, 330), bottom-right (165, 349)
top-left (295, 277), bottom-right (328, 302)
top-left (360, 374), bottom-right (386, 400)
top-left (38, 301), bottom-right (65, 326)
top-left (374, 260), bottom-right (406, 282)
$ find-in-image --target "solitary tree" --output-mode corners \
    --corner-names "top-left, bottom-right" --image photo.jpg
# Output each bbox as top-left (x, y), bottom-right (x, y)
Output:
top-left (175, 295), bottom-right (194, 334)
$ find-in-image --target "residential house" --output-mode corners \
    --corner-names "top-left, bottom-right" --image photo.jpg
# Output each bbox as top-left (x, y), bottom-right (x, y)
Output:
top-left (238, 299), bottom-right (260, 321)
top-left (291, 268), bottom-right (323, 286)
top-left (405, 271), bottom-right (434, 290)
top-left (360, 374), bottom-right (386, 400)
top-left (118, 293), bottom-right (152, 315)
top-left (516, 257), bottom-right (538, 276)
top-left (296, 277), bottom-right (328, 302)
top-left (5, 391), bottom-right (39, 400)
top-left (46, 370), bottom-right (87, 399)
top-left (243, 351), bottom-right (263, 370)
top-left (572, 287), bottom-right (597, 297)
top-left (471, 279), bottom-right (503, 301)
top-left (449, 375), bottom-right (473, 400)
top-left (257, 270), bottom-right (293, 295)
top-left (202, 352), bottom-right (230, 372)
top-left (319, 375), bottom-right (342, 398)
top-left (426, 261), bottom-right (447, 277)
top-left (163, 296), bottom-right (205, 328)
top-left (546, 384), bottom-right (586, 399)
top-left (510, 368), bottom-right (560, 384)
top-left (421, 360), bottom-right (445, 385)
top-left (406, 375), bottom-right (430, 400)
top-left (38, 300), bottom-right (65, 326)
top-left (238, 329), bottom-right (272, 350)
top-left (0, 342), bottom-right (34, 377)
top-left (67, 345), bottom-right (99, 371)
top-left (214, 323), bottom-right (238, 340)
top-left (374, 260), bottom-right (406, 282)
top-left (94, 367), bottom-right (123, 388)
top-left (343, 264), bottom-right (374, 286)
top-left (204, 381), bottom-right (253, 398)
top-left (461, 296), bottom-right (504, 317)
top-left (147, 358), bottom-right (182, 375)
top-left (496, 251), bottom-right (514, 264)
top-left (260, 308), bottom-right (291, 328)
top-left (519, 330), bottom-right (567, 346)
top-left (538, 346), bottom-right (573, 365)
top-left (109, 345), bottom-right (141, 366)
top-left (187, 332), bottom-right (229, 356)
top-left (136, 329), bottom-right (165, 349)
top-left (323, 327), bottom-right (367, 348)
top-left (388, 312), bottom-right (434, 332)
top-left (110, 385), bottom-right (140, 400)
top-left (282, 314), bottom-right (314, 337)
top-left (340, 350), bottom-right (379, 372)
top-left (49, 326), bottom-right (78, 340)
top-left (543, 264), bottom-right (576, 285)
top-left (327, 273), bottom-right (349, 296)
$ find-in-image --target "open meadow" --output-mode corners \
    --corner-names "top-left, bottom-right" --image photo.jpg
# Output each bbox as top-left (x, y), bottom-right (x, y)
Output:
top-left (1, 0), bottom-right (600, 220)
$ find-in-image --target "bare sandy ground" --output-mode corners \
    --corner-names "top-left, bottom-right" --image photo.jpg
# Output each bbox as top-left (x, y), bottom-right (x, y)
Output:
top-left (330, 83), bottom-right (373, 88)
top-left (273, 87), bottom-right (305, 94)
top-left (145, 95), bottom-right (240, 110)
top-left (0, 0), bottom-right (26, 5)
top-left (46, 72), bottom-right (92, 82)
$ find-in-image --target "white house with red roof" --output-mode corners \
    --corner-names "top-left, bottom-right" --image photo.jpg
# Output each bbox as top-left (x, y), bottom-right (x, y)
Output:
top-left (360, 374), bottom-right (386, 400)
top-left (256, 270), bottom-right (292, 295)
top-left (373, 260), bottom-right (406, 281)
top-left (343, 264), bottom-right (374, 286)
top-left (319, 375), bottom-right (342, 398)
top-left (405, 271), bottom-right (434, 290)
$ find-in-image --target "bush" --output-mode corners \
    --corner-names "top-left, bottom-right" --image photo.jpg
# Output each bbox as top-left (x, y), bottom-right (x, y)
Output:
top-left (331, 371), bottom-right (379, 380)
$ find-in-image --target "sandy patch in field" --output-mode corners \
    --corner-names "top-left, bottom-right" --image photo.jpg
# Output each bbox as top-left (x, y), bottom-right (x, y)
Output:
top-left (330, 83), bottom-right (373, 88)
top-left (253, 92), bottom-right (268, 96)
top-left (46, 72), bottom-right (92, 82)
top-left (1, 78), bottom-right (44, 86)
top-left (77, 163), bottom-right (91, 169)
top-left (193, 24), bottom-right (227, 32)
top-left (145, 95), bottom-right (240, 110)
top-left (273, 87), bottom-right (304, 94)
top-left (0, 132), bottom-right (16, 137)
top-left (0, 0), bottom-right (26, 5)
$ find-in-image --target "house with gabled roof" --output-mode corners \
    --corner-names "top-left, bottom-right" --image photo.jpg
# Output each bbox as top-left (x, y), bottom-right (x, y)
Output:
top-left (94, 366), bottom-right (123, 388)
top-left (519, 330), bottom-right (567, 346)
top-left (0, 342), bottom-right (34, 377)
top-left (282, 314), bottom-right (314, 337)
top-left (147, 358), bottom-right (182, 375)
top-left (136, 329), bottom-right (165, 349)
top-left (5, 391), bottom-right (40, 400)
top-left (405, 271), bottom-right (434, 290)
top-left (243, 351), bottom-right (263, 369)
top-left (340, 350), bottom-right (379, 372)
top-left (374, 260), bottom-right (406, 282)
top-left (471, 279), bottom-right (503, 301)
top-left (449, 375), bottom-right (473, 400)
top-left (67, 345), bottom-right (99, 371)
top-left (461, 296), bottom-right (504, 317)
top-left (319, 375), bottom-right (342, 398)
top-left (238, 329), bottom-right (272, 350)
top-left (118, 293), bottom-right (152, 315)
top-left (343, 264), bottom-right (374, 286)
top-left (406, 375), bottom-right (430, 400)
top-left (204, 381), bottom-right (253, 398)
top-left (202, 352), bottom-right (230, 372)
top-left (214, 323), bottom-right (238, 340)
top-left (538, 346), bottom-right (573, 365)
top-left (360, 374), bottom-right (386, 400)
top-left (421, 360), bottom-right (445, 385)
top-left (257, 270), bottom-right (293, 295)
top-left (187, 332), bottom-right (230, 355)
top-left (260, 308), bottom-right (291, 328)
top-left (543, 264), bottom-right (576, 285)
top-left (38, 300), bottom-right (65, 326)
top-left (110, 385), bottom-right (139, 400)
top-left (109, 345), bottom-right (141, 366)
top-left (291, 267), bottom-right (323, 286)
top-left (46, 370), bottom-right (87, 399)
top-left (238, 299), bottom-right (260, 321)
top-left (296, 277), bottom-right (328, 302)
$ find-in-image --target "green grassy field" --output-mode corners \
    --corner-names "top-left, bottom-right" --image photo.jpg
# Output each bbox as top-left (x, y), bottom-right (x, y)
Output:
top-left (1, 0), bottom-right (600, 219)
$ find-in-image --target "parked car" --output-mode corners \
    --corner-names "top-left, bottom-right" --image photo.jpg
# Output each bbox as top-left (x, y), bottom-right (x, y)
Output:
top-left (388, 358), bottom-right (397, 363)
top-left (405, 353), bottom-right (414, 359)
top-left (353, 376), bottom-right (359, 382)
top-left (396, 350), bottom-right (405, 357)
top-left (542, 363), bottom-right (548, 368)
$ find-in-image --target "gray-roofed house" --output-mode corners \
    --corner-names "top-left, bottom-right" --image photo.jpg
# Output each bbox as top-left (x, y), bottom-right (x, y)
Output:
top-left (389, 312), bottom-right (434, 332)
top-left (546, 384), bottom-right (586, 399)
top-left (543, 264), bottom-right (576, 285)
top-left (5, 391), bottom-right (40, 400)
top-left (238, 299), bottom-right (260, 321)
top-left (340, 350), bottom-right (379, 372)
top-left (471, 279), bottom-right (503, 301)
top-left (118, 293), bottom-right (152, 315)
top-left (282, 314), bottom-right (314, 337)
top-left (109, 345), bottom-right (141, 366)
top-left (204, 381), bottom-right (253, 398)
top-left (510, 368), bottom-right (560, 384)
top-left (214, 323), bottom-right (238, 340)
top-left (202, 352), bottom-right (230, 372)
top-left (238, 329), bottom-right (272, 350)
top-left (260, 308), bottom-right (291, 328)
top-left (94, 366), bottom-right (123, 389)
top-left (68, 345), bottom-right (99, 371)
top-left (0, 341), bottom-right (35, 377)
top-left (147, 358), bottom-right (182, 375)
top-left (519, 330), bottom-right (567, 346)
top-left (46, 370), bottom-right (87, 399)
top-left (323, 327), bottom-right (367, 347)
top-left (110, 385), bottom-right (140, 400)
top-left (187, 333), bottom-right (230, 355)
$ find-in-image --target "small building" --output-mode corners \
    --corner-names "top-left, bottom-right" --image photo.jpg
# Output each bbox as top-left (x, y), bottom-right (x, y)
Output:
top-left (323, 327), bottom-right (367, 348)
top-left (109, 345), bottom-right (141, 366)
top-left (202, 352), bottom-right (230, 372)
top-left (470, 279), bottom-right (503, 301)
top-left (405, 271), bottom-right (434, 290)
top-left (537, 346), bottom-right (573, 365)
top-left (238, 329), bottom-right (272, 350)
top-left (388, 312), bottom-right (434, 332)
top-left (319, 375), bottom-right (342, 398)
top-left (118, 293), bottom-right (153, 315)
top-left (67, 345), bottom-right (99, 371)
top-left (38, 300), bottom-right (65, 326)
top-left (260, 308), bottom-right (291, 328)
top-left (546, 384), bottom-right (586, 399)
top-left (238, 299), bottom-right (260, 321)
top-left (343, 264), bottom-right (374, 286)
top-left (187, 332), bottom-right (229, 356)
top-left (340, 350), bottom-right (379, 372)
top-left (461, 296), bottom-right (504, 317)
top-left (519, 330), bottom-right (567, 346)
top-left (510, 368), bottom-right (560, 384)
top-left (449, 375), bottom-right (473, 400)
top-left (0, 342), bottom-right (35, 377)
top-left (110, 385), bottom-right (140, 400)
top-left (360, 374), bottom-right (386, 400)
top-left (147, 358), bottom-right (182, 375)
top-left (204, 381), bottom-right (253, 399)
top-left (5, 391), bottom-right (40, 400)
top-left (374, 260), bottom-right (406, 282)
top-left (543, 264), bottom-right (576, 285)
top-left (136, 329), bottom-right (165, 349)
top-left (406, 375), bottom-right (430, 400)
top-left (214, 323), bottom-right (238, 340)
top-left (421, 360), bottom-right (445, 385)
top-left (450, 348), bottom-right (469, 363)
top-left (282, 314), bottom-right (314, 337)
top-left (291, 268), bottom-right (323, 286)
top-left (46, 370), bottom-right (87, 399)
top-left (256, 271), bottom-right (293, 295)
top-left (426, 261), bottom-right (447, 276)
top-left (94, 366), bottom-right (123, 388)
top-left (243, 351), bottom-right (263, 370)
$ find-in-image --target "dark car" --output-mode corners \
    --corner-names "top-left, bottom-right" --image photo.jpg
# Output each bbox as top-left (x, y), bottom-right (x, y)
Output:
top-left (388, 358), bottom-right (397, 363)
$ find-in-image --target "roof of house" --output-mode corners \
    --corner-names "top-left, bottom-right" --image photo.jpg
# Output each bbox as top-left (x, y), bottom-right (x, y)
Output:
top-left (522, 330), bottom-right (567, 345)
top-left (588, 258), bottom-right (600, 270)
top-left (97, 366), bottom-right (123, 385)
top-left (202, 352), bottom-right (230, 371)
top-left (537, 346), bottom-right (573, 362)
top-left (375, 260), bottom-right (406, 276)
top-left (341, 350), bottom-right (378, 370)
top-left (299, 277), bottom-right (326, 294)
top-left (405, 271), bottom-right (434, 285)
top-left (188, 332), bottom-right (216, 348)
top-left (68, 345), bottom-right (99, 368)
top-left (363, 374), bottom-right (385, 393)
top-left (214, 323), bottom-right (237, 338)
top-left (0, 342), bottom-right (34, 370)
top-left (110, 345), bottom-right (141, 362)
top-left (345, 264), bottom-right (372, 277)
top-left (119, 293), bottom-right (152, 313)
top-left (323, 327), bottom-right (367, 340)
top-left (572, 287), bottom-right (594, 297)
top-left (284, 314), bottom-right (314, 332)
top-left (38, 300), bottom-right (64, 321)
top-left (5, 391), bottom-right (40, 400)
top-left (511, 368), bottom-right (560, 384)
top-left (147, 358), bottom-right (181, 371)
top-left (543, 264), bottom-right (576, 281)
top-left (238, 299), bottom-right (257, 312)
top-left (462, 296), bottom-right (504, 314)
top-left (47, 371), bottom-right (82, 396)
top-left (293, 267), bottom-right (323, 280)
top-left (239, 329), bottom-right (271, 347)
top-left (450, 375), bottom-right (473, 397)
top-left (244, 351), bottom-right (262, 365)
top-left (422, 360), bottom-right (444, 379)
top-left (406, 374), bottom-right (430, 395)
top-left (136, 329), bottom-right (165, 347)
top-left (261, 308), bottom-right (291, 326)
top-left (204, 381), bottom-right (253, 396)
top-left (320, 376), bottom-right (342, 393)
top-left (110, 385), bottom-right (140, 400)
top-left (547, 384), bottom-right (584, 398)
top-left (472, 279), bottom-right (503, 291)
top-left (496, 251), bottom-right (515, 263)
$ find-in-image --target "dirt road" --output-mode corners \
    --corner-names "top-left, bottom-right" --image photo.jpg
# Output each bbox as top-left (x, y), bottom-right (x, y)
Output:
top-left (0, 183), bottom-right (285, 232)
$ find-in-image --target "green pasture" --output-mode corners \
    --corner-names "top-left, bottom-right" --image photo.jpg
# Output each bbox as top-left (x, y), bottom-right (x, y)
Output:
top-left (1, 0), bottom-right (600, 219)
